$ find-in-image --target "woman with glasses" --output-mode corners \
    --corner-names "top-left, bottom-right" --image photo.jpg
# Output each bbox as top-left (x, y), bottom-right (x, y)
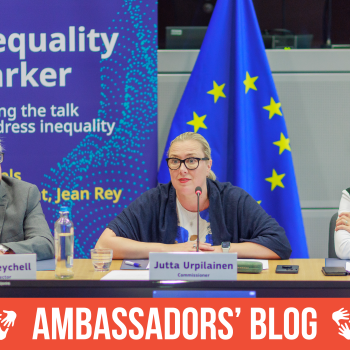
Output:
top-left (96, 132), bottom-right (291, 259)
top-left (0, 151), bottom-right (54, 260)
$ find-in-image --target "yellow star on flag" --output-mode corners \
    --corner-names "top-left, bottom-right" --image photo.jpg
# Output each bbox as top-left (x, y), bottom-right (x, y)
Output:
top-left (207, 81), bottom-right (226, 103)
top-left (265, 169), bottom-right (285, 191)
top-left (273, 133), bottom-right (291, 155)
top-left (187, 112), bottom-right (207, 133)
top-left (243, 71), bottom-right (258, 94)
top-left (257, 200), bottom-right (262, 205)
top-left (263, 97), bottom-right (282, 119)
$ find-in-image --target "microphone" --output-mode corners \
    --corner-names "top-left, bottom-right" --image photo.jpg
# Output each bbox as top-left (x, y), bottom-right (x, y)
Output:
top-left (195, 187), bottom-right (202, 196)
top-left (195, 186), bottom-right (202, 252)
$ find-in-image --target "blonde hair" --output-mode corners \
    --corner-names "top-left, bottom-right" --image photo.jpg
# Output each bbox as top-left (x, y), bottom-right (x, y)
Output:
top-left (167, 132), bottom-right (216, 181)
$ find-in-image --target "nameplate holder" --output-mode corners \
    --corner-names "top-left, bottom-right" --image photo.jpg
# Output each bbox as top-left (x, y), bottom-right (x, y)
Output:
top-left (0, 254), bottom-right (36, 280)
top-left (149, 252), bottom-right (237, 281)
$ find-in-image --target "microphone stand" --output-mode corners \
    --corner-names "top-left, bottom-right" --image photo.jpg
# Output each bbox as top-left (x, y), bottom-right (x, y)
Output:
top-left (196, 191), bottom-right (200, 252)
top-left (195, 186), bottom-right (202, 253)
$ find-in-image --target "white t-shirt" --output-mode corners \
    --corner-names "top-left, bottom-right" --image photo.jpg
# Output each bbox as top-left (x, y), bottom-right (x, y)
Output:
top-left (335, 189), bottom-right (350, 259)
top-left (175, 198), bottom-right (213, 244)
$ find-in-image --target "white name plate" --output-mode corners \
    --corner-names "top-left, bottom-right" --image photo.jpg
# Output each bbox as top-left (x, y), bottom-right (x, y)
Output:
top-left (149, 252), bottom-right (237, 281)
top-left (0, 254), bottom-right (36, 280)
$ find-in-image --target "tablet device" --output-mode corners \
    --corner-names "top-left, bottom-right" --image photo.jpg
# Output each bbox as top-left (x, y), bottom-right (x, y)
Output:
top-left (322, 267), bottom-right (348, 276)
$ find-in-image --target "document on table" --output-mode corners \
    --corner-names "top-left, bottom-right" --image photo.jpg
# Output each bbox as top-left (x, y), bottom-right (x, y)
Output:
top-left (101, 270), bottom-right (150, 280)
top-left (325, 258), bottom-right (350, 269)
top-left (238, 259), bottom-right (269, 270)
top-left (37, 258), bottom-right (56, 271)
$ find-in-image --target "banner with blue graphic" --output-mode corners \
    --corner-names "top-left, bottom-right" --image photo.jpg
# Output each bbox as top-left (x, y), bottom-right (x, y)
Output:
top-left (0, 0), bottom-right (158, 257)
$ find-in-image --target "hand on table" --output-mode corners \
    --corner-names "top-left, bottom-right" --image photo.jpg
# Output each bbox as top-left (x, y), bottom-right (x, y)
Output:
top-left (339, 323), bottom-right (350, 340)
top-left (336, 213), bottom-right (350, 232)
top-left (332, 308), bottom-right (349, 326)
top-left (0, 252), bottom-right (14, 255)
top-left (168, 241), bottom-right (214, 253)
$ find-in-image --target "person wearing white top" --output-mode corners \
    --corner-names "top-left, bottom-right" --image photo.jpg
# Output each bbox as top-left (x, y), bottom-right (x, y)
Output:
top-left (335, 188), bottom-right (350, 259)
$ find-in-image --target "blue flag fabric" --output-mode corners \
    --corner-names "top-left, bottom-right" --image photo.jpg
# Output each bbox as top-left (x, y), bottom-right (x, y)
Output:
top-left (158, 0), bottom-right (308, 258)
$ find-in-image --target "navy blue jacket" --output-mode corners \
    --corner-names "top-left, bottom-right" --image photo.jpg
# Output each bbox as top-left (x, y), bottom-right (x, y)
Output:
top-left (107, 179), bottom-right (292, 259)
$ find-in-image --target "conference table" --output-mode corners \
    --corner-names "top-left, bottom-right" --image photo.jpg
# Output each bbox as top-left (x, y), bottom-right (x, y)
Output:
top-left (1, 259), bottom-right (350, 298)
top-left (36, 259), bottom-right (344, 281)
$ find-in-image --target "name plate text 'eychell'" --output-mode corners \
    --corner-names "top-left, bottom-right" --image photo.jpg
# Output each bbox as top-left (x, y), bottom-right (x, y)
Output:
top-left (0, 254), bottom-right (36, 280)
top-left (149, 252), bottom-right (237, 281)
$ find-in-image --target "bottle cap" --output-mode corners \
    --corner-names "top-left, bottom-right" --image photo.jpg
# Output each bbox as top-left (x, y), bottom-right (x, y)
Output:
top-left (59, 206), bottom-right (69, 213)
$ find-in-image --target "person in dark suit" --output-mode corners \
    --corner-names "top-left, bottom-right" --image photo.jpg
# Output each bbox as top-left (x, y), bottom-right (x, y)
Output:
top-left (0, 152), bottom-right (54, 260)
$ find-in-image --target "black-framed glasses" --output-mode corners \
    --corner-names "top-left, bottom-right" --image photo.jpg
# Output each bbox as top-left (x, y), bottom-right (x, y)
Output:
top-left (166, 157), bottom-right (209, 170)
top-left (0, 153), bottom-right (4, 164)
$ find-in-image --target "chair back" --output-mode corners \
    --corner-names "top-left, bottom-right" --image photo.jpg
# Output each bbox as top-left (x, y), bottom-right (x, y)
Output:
top-left (329, 212), bottom-right (338, 258)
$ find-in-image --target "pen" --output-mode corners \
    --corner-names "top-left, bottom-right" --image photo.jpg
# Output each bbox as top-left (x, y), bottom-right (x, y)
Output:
top-left (124, 261), bottom-right (141, 267)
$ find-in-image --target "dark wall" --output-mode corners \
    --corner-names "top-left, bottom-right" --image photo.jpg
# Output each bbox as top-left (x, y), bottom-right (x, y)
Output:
top-left (158, 0), bottom-right (350, 49)
top-left (331, 0), bottom-right (350, 45)
top-left (158, 0), bottom-right (216, 48)
top-left (253, 0), bottom-right (324, 48)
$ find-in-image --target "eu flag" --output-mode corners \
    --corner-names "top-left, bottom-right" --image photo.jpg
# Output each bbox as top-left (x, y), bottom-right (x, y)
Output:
top-left (158, 0), bottom-right (308, 258)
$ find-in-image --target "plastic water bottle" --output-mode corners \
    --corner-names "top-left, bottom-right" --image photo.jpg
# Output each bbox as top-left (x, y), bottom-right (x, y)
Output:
top-left (54, 206), bottom-right (74, 279)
